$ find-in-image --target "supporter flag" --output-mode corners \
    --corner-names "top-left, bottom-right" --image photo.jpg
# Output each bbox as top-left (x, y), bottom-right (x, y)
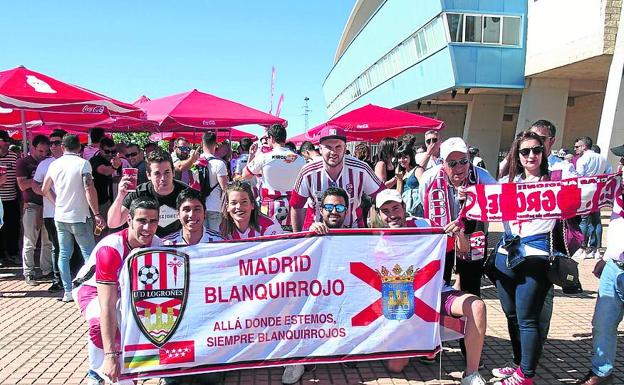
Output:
top-left (124, 341), bottom-right (195, 369)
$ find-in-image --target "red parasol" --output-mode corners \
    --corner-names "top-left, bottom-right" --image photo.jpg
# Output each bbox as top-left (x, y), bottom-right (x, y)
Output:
top-left (300, 104), bottom-right (444, 143)
top-left (136, 89), bottom-right (286, 131)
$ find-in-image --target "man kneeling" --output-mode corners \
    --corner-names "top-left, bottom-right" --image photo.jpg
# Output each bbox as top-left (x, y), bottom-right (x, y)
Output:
top-left (73, 197), bottom-right (163, 385)
top-left (376, 189), bottom-right (487, 385)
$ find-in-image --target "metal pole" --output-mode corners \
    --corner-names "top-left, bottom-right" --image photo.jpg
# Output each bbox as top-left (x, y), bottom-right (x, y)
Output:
top-left (20, 110), bottom-right (27, 155)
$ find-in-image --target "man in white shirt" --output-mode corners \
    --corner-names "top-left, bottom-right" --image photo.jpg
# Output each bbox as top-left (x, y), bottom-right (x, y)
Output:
top-left (32, 130), bottom-right (67, 292)
top-left (417, 130), bottom-right (442, 170)
top-left (171, 137), bottom-right (199, 186)
top-left (242, 124), bottom-right (305, 229)
top-left (42, 134), bottom-right (106, 302)
top-left (198, 132), bottom-right (229, 232)
top-left (575, 136), bottom-right (609, 259)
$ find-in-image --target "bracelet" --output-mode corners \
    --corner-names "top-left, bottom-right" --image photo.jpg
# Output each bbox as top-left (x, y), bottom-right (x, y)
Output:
top-left (105, 351), bottom-right (122, 357)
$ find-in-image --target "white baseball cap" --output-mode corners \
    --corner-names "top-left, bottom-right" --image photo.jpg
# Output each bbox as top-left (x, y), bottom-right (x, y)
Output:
top-left (440, 137), bottom-right (468, 160)
top-left (375, 189), bottom-right (403, 208)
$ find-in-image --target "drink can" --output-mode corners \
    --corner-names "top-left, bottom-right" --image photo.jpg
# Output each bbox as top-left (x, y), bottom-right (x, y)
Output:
top-left (123, 168), bottom-right (139, 192)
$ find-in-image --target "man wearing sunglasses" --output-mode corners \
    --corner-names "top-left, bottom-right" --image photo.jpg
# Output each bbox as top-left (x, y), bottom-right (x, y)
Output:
top-left (171, 137), bottom-right (199, 186)
top-left (419, 138), bottom-right (496, 297)
top-left (89, 137), bottom-right (122, 235)
top-left (417, 130), bottom-right (442, 171)
top-left (308, 187), bottom-right (349, 234)
top-left (125, 143), bottom-right (148, 185)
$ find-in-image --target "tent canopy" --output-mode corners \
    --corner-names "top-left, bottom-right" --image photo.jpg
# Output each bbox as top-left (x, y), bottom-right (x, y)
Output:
top-left (290, 104), bottom-right (444, 144)
top-left (136, 89), bottom-right (286, 131)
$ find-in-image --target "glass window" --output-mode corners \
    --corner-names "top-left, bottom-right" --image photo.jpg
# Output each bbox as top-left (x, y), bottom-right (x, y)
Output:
top-left (465, 15), bottom-right (482, 43)
top-left (446, 13), bottom-right (463, 42)
top-left (483, 16), bottom-right (501, 44)
top-left (502, 16), bottom-right (521, 45)
top-left (415, 33), bottom-right (424, 58)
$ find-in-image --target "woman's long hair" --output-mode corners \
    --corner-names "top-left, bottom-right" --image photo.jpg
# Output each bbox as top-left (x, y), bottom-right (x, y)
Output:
top-left (504, 130), bottom-right (549, 181)
top-left (377, 137), bottom-right (398, 164)
top-left (220, 180), bottom-right (261, 237)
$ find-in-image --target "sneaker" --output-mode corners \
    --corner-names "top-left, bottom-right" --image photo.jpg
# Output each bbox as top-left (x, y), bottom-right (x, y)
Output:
top-left (584, 248), bottom-right (596, 260)
top-left (493, 368), bottom-right (533, 385)
top-left (282, 364), bottom-right (305, 384)
top-left (572, 248), bottom-right (587, 259)
top-left (461, 371), bottom-right (486, 385)
top-left (87, 377), bottom-right (103, 385)
top-left (39, 272), bottom-right (55, 280)
top-left (491, 363), bottom-right (518, 378)
top-left (24, 275), bottom-right (38, 286)
top-left (47, 282), bottom-right (63, 292)
top-left (576, 370), bottom-right (613, 384)
top-left (58, 292), bottom-right (73, 303)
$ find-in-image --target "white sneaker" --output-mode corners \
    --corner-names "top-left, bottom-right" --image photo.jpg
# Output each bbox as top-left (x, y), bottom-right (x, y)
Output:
top-left (86, 377), bottom-right (103, 385)
top-left (491, 363), bottom-right (518, 378)
top-left (282, 364), bottom-right (305, 384)
top-left (461, 371), bottom-right (486, 385)
top-left (59, 292), bottom-right (73, 303)
top-left (572, 248), bottom-right (586, 259)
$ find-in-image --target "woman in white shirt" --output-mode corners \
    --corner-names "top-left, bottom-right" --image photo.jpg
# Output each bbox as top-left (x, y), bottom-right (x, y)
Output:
top-left (491, 131), bottom-right (555, 385)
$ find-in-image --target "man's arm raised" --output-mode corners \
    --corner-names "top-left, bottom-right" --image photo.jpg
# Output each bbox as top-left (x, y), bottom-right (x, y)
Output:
top-left (107, 175), bottom-right (131, 229)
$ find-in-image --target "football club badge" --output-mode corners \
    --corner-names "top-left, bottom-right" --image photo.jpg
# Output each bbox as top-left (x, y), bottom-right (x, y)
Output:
top-left (129, 249), bottom-right (189, 347)
top-left (469, 231), bottom-right (486, 260)
top-left (378, 264), bottom-right (415, 320)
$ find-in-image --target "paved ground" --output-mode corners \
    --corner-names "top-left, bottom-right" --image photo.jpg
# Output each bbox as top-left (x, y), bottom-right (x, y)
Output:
top-left (1, 225), bottom-right (623, 384)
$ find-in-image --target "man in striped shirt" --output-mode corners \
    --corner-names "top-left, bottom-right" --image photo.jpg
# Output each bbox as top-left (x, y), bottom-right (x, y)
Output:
top-left (0, 130), bottom-right (20, 266)
top-left (289, 127), bottom-right (384, 231)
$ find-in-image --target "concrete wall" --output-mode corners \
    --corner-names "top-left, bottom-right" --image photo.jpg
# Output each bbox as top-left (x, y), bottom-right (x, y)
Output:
top-left (562, 93), bottom-right (606, 148)
top-left (525, 0), bottom-right (608, 76)
top-left (435, 104), bottom-right (467, 139)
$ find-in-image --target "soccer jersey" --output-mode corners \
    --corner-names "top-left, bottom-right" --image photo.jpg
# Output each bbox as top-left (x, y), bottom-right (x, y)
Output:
top-left (290, 155), bottom-right (384, 228)
top-left (225, 215), bottom-right (284, 240)
top-left (75, 229), bottom-right (163, 287)
top-left (163, 227), bottom-right (223, 245)
top-left (246, 147), bottom-right (305, 201)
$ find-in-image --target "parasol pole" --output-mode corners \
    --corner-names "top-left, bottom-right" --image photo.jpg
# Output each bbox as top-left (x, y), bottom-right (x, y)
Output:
top-left (20, 110), bottom-right (28, 156)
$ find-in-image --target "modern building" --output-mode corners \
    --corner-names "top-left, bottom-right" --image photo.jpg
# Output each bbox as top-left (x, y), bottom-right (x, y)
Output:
top-left (323, 0), bottom-right (624, 174)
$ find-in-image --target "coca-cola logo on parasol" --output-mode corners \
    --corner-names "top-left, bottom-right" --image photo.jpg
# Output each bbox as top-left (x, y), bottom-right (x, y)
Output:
top-left (82, 105), bottom-right (106, 114)
top-left (202, 120), bottom-right (216, 126)
top-left (26, 75), bottom-right (57, 94)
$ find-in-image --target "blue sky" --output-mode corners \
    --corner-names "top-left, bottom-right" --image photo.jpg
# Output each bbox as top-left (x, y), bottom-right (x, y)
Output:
top-left (0, 1), bottom-right (354, 137)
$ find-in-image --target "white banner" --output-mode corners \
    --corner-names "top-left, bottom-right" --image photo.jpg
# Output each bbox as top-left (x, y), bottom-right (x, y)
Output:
top-left (118, 229), bottom-right (446, 381)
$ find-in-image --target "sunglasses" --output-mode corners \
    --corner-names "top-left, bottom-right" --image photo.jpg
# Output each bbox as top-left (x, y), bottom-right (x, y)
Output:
top-left (49, 140), bottom-right (62, 146)
top-left (322, 203), bottom-right (346, 213)
top-left (425, 138), bottom-right (438, 144)
top-left (519, 146), bottom-right (544, 157)
top-left (177, 146), bottom-right (191, 152)
top-left (126, 152), bottom-right (139, 157)
top-left (102, 149), bottom-right (116, 155)
top-left (446, 158), bottom-right (469, 168)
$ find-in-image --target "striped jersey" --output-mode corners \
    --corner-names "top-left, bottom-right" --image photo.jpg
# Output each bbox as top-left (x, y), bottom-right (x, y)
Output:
top-left (224, 215), bottom-right (284, 240)
top-left (245, 147), bottom-right (305, 201)
top-left (0, 150), bottom-right (18, 201)
top-left (290, 155), bottom-right (385, 228)
top-left (163, 227), bottom-right (223, 245)
top-left (75, 229), bottom-right (163, 287)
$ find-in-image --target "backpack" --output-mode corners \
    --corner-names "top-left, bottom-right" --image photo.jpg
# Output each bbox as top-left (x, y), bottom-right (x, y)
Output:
top-left (197, 156), bottom-right (224, 198)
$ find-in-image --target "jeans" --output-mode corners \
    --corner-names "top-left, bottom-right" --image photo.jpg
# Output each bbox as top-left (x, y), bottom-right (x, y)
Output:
top-left (55, 218), bottom-right (96, 293)
top-left (590, 259), bottom-right (624, 377)
top-left (44, 218), bottom-right (62, 284)
top-left (495, 253), bottom-right (551, 377)
top-left (580, 212), bottom-right (601, 249)
top-left (22, 203), bottom-right (53, 277)
top-left (539, 285), bottom-right (554, 345)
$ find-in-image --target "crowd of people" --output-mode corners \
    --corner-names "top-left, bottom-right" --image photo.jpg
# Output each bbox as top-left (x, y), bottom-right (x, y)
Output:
top-left (1, 119), bottom-right (624, 385)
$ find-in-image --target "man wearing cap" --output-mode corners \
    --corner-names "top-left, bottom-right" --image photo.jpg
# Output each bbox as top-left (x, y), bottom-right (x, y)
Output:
top-left (419, 137), bottom-right (496, 297)
top-left (290, 127), bottom-right (385, 232)
top-left (375, 189), bottom-right (487, 385)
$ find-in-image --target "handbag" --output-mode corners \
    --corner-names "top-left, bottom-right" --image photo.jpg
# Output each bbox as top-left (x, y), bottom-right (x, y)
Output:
top-left (547, 221), bottom-right (583, 293)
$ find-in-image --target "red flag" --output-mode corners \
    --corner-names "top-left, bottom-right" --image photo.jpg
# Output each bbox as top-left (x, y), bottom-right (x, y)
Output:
top-left (276, 94), bottom-right (284, 117)
top-left (159, 341), bottom-right (195, 365)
